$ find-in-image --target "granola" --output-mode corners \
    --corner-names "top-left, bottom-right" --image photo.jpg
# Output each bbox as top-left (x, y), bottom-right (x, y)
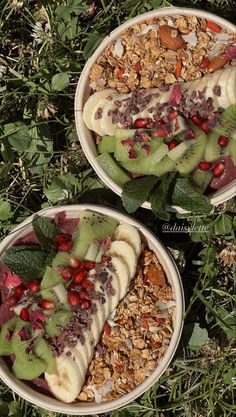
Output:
top-left (89, 15), bottom-right (236, 93)
top-left (78, 247), bottom-right (175, 402)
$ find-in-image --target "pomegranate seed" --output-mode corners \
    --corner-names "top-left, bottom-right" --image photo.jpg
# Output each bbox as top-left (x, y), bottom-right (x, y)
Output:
top-left (13, 285), bottom-right (25, 298)
top-left (80, 300), bottom-right (91, 310)
top-left (55, 234), bottom-right (71, 243)
top-left (218, 135), bottom-right (229, 148)
top-left (168, 139), bottom-right (178, 150)
top-left (28, 280), bottom-right (40, 293)
top-left (192, 115), bottom-right (203, 126)
top-left (68, 291), bottom-right (80, 306)
top-left (155, 118), bottom-right (165, 126)
top-left (134, 62), bottom-right (142, 73)
top-left (78, 290), bottom-right (87, 300)
top-left (20, 307), bottom-right (30, 321)
top-left (201, 120), bottom-right (210, 133)
top-left (134, 118), bottom-right (149, 129)
top-left (74, 270), bottom-right (87, 284)
top-left (59, 241), bottom-right (72, 251)
top-left (69, 283), bottom-right (78, 291)
top-left (40, 300), bottom-right (55, 310)
top-left (199, 57), bottom-right (210, 69)
top-left (70, 257), bottom-right (82, 269)
top-left (153, 127), bottom-right (169, 138)
top-left (81, 280), bottom-right (94, 290)
top-left (59, 266), bottom-right (73, 281)
top-left (84, 261), bottom-right (95, 270)
top-left (4, 296), bottom-right (18, 307)
top-left (213, 162), bottom-right (225, 177)
top-left (168, 111), bottom-right (179, 121)
top-left (198, 161), bottom-right (212, 171)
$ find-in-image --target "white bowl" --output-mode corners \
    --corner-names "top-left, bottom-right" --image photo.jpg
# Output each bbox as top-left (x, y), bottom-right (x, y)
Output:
top-left (0, 204), bottom-right (184, 415)
top-left (75, 7), bottom-right (236, 213)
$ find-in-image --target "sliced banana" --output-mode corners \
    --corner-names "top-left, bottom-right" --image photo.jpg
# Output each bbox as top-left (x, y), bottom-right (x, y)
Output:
top-left (100, 94), bottom-right (129, 135)
top-left (225, 68), bottom-right (236, 105)
top-left (110, 255), bottom-right (130, 300)
top-left (108, 240), bottom-right (137, 278)
top-left (83, 89), bottom-right (115, 131)
top-left (113, 224), bottom-right (141, 257)
top-left (45, 355), bottom-right (83, 403)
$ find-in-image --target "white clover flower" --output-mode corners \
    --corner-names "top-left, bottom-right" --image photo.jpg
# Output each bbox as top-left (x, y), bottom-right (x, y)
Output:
top-left (10, 0), bottom-right (23, 13)
top-left (32, 21), bottom-right (52, 45)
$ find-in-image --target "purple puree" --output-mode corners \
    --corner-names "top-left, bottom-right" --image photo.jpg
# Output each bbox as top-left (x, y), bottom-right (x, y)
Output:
top-left (210, 156), bottom-right (236, 190)
top-left (0, 212), bottom-right (78, 398)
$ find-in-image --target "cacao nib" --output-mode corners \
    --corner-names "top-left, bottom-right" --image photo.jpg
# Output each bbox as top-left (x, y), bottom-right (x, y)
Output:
top-left (212, 85), bottom-right (221, 97)
top-left (94, 107), bottom-right (103, 120)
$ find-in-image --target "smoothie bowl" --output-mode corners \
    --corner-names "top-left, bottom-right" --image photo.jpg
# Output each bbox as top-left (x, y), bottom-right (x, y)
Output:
top-left (75, 8), bottom-right (236, 213)
top-left (0, 205), bottom-right (184, 414)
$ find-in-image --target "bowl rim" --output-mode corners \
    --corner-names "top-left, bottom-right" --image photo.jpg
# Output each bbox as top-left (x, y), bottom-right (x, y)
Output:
top-left (75, 6), bottom-right (236, 213)
top-left (0, 204), bottom-right (184, 415)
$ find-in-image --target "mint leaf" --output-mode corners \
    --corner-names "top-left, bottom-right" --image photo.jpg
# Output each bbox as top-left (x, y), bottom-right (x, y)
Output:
top-left (171, 177), bottom-right (212, 214)
top-left (122, 176), bottom-right (158, 213)
top-left (32, 215), bottom-right (57, 250)
top-left (3, 246), bottom-right (48, 282)
top-left (150, 173), bottom-right (176, 220)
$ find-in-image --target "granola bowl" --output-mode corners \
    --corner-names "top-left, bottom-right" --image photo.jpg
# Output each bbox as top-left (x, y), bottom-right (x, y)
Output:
top-left (75, 7), bottom-right (236, 213)
top-left (0, 204), bottom-right (184, 415)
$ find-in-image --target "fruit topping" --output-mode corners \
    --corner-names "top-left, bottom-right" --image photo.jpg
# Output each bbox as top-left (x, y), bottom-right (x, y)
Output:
top-left (225, 45), bottom-right (236, 60)
top-left (201, 120), bottom-right (210, 133)
top-left (69, 257), bottom-right (82, 269)
top-left (68, 291), bottom-right (80, 306)
top-left (134, 118), bottom-right (149, 128)
top-left (80, 300), bottom-right (91, 310)
top-left (74, 270), bottom-right (87, 284)
top-left (213, 162), bottom-right (225, 177)
top-left (192, 115), bottom-right (203, 126)
top-left (19, 307), bottom-right (30, 321)
top-left (40, 300), bottom-right (55, 310)
top-left (168, 139), bottom-right (178, 150)
top-left (4, 296), bottom-right (18, 307)
top-left (159, 25), bottom-right (185, 51)
top-left (80, 280), bottom-right (94, 290)
top-left (198, 161), bottom-right (212, 171)
top-left (28, 280), bottom-right (40, 293)
top-left (59, 266), bottom-right (73, 281)
top-left (218, 135), bottom-right (229, 148)
top-left (13, 285), bottom-right (25, 298)
top-left (59, 241), bottom-right (72, 252)
top-left (199, 57), bottom-right (210, 69)
top-left (84, 261), bottom-right (95, 270)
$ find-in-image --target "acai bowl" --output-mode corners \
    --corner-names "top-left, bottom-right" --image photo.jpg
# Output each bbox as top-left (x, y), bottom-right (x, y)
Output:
top-left (0, 205), bottom-right (184, 415)
top-left (75, 8), bottom-right (236, 214)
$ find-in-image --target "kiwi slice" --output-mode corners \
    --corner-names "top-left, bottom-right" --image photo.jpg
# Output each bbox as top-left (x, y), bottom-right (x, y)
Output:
top-left (98, 135), bottom-right (118, 154)
top-left (40, 266), bottom-right (64, 291)
top-left (120, 143), bottom-right (169, 175)
top-left (44, 310), bottom-right (73, 337)
top-left (12, 335), bottom-right (46, 380)
top-left (52, 252), bottom-right (71, 270)
top-left (170, 125), bottom-right (207, 174)
top-left (192, 169), bottom-right (213, 192)
top-left (96, 152), bottom-right (130, 186)
top-left (152, 155), bottom-right (176, 177)
top-left (114, 135), bottom-right (160, 162)
top-left (0, 317), bottom-right (17, 355)
top-left (84, 241), bottom-right (99, 261)
top-left (72, 209), bottom-right (119, 259)
top-left (203, 106), bottom-right (236, 163)
top-left (34, 338), bottom-right (56, 374)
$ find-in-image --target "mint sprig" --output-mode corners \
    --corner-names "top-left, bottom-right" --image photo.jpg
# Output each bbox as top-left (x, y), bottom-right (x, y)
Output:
top-left (170, 177), bottom-right (212, 214)
top-left (3, 246), bottom-right (48, 282)
top-left (32, 215), bottom-right (57, 250)
top-left (121, 175), bottom-right (159, 213)
top-left (150, 173), bottom-right (176, 220)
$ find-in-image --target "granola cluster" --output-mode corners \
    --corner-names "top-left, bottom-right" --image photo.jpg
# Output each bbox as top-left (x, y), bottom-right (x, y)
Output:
top-left (89, 15), bottom-right (236, 93)
top-left (78, 247), bottom-right (175, 402)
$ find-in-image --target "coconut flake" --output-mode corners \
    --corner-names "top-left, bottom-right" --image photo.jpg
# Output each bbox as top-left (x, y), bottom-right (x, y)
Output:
top-left (87, 380), bottom-right (114, 403)
top-left (182, 31), bottom-right (197, 46)
top-left (113, 37), bottom-right (124, 58)
top-left (167, 19), bottom-right (174, 27)
top-left (214, 32), bottom-right (230, 42)
top-left (208, 43), bottom-right (224, 59)
top-left (140, 24), bottom-right (158, 35)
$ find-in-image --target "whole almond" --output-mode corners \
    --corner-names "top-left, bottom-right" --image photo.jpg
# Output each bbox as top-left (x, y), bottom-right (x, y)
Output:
top-left (159, 25), bottom-right (185, 51)
top-left (208, 53), bottom-right (230, 72)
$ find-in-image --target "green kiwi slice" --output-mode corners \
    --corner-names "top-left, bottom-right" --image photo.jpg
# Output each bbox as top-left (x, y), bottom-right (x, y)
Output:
top-left (72, 210), bottom-right (119, 259)
top-left (96, 153), bottom-right (130, 186)
top-left (97, 135), bottom-right (118, 154)
top-left (169, 125), bottom-right (207, 174)
top-left (192, 169), bottom-right (213, 192)
top-left (44, 310), bottom-right (73, 337)
top-left (40, 266), bottom-right (64, 291)
top-left (34, 338), bottom-right (56, 374)
top-left (120, 143), bottom-right (169, 175)
top-left (12, 335), bottom-right (46, 380)
top-left (204, 130), bottom-right (231, 162)
top-left (212, 104), bottom-right (236, 165)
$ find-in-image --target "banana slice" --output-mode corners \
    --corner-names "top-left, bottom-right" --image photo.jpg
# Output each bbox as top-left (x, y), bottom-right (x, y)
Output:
top-left (216, 69), bottom-right (235, 109)
top-left (225, 68), bottom-right (236, 105)
top-left (83, 89), bottom-right (116, 131)
top-left (114, 224), bottom-right (141, 257)
top-left (45, 355), bottom-right (83, 403)
top-left (108, 240), bottom-right (137, 278)
top-left (110, 255), bottom-right (130, 300)
top-left (100, 94), bottom-right (129, 135)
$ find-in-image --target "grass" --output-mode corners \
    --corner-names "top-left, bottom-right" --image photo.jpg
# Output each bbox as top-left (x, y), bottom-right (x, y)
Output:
top-left (0, 0), bottom-right (235, 416)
